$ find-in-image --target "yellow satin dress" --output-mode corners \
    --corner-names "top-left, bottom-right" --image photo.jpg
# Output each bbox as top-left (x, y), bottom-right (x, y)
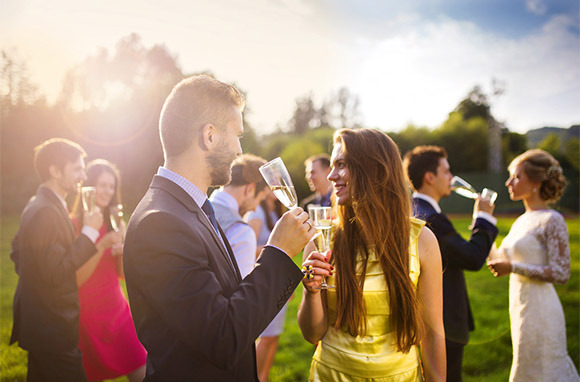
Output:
top-left (309, 218), bottom-right (425, 382)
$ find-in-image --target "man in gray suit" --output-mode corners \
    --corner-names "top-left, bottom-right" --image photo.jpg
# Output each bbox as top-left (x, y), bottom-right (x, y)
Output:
top-left (10, 138), bottom-right (109, 381)
top-left (124, 75), bottom-right (314, 381)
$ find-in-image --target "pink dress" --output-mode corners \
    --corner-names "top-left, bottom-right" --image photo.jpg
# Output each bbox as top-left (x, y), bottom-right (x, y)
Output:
top-left (78, 224), bottom-right (147, 380)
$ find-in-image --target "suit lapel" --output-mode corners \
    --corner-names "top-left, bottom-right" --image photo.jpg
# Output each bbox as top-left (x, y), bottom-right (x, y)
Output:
top-left (38, 186), bottom-right (75, 239)
top-left (150, 176), bottom-right (241, 280)
top-left (218, 225), bottom-right (242, 282)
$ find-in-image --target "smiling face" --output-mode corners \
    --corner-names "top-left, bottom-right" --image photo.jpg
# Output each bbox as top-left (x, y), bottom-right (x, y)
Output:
top-left (54, 155), bottom-right (87, 195)
top-left (328, 143), bottom-right (351, 206)
top-left (95, 171), bottom-right (117, 209)
top-left (305, 160), bottom-right (331, 193)
top-left (505, 163), bottom-right (538, 201)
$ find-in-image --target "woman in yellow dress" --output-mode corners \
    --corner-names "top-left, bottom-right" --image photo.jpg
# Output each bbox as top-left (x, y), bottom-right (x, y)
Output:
top-left (298, 128), bottom-right (446, 381)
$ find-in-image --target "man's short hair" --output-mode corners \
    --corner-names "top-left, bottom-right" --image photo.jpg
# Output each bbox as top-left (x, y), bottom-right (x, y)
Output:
top-left (159, 74), bottom-right (246, 159)
top-left (403, 145), bottom-right (448, 191)
top-left (304, 154), bottom-right (331, 169)
top-left (33, 138), bottom-right (87, 182)
top-left (228, 154), bottom-right (267, 194)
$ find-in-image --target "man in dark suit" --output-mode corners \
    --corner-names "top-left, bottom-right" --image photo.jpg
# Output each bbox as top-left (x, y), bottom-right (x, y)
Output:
top-left (300, 154), bottom-right (333, 211)
top-left (403, 146), bottom-right (498, 382)
top-left (123, 75), bottom-right (315, 381)
top-left (10, 138), bottom-right (108, 381)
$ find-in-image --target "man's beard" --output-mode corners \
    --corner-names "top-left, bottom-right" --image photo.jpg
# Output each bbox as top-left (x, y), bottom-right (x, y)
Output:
top-left (207, 143), bottom-right (238, 187)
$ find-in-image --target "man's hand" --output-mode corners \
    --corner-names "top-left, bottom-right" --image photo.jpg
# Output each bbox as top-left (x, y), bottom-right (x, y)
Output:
top-left (267, 207), bottom-right (315, 258)
top-left (83, 209), bottom-right (103, 231)
top-left (474, 196), bottom-right (495, 215)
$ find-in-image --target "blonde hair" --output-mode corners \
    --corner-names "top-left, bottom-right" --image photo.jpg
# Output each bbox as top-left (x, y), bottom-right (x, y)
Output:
top-left (159, 75), bottom-right (245, 158)
top-left (509, 149), bottom-right (567, 203)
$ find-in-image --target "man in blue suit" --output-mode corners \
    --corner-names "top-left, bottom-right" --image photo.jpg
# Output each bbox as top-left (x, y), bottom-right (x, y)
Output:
top-left (403, 146), bottom-right (498, 382)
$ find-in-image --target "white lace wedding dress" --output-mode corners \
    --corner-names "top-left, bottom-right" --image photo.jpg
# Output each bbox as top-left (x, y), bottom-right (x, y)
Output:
top-left (499, 209), bottom-right (579, 382)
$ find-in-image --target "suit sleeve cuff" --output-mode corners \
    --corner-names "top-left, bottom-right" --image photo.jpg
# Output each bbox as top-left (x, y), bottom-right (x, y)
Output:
top-left (81, 226), bottom-right (100, 243)
top-left (473, 211), bottom-right (497, 226)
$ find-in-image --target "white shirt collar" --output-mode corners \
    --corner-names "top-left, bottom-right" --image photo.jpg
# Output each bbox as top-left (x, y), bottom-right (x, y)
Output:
top-left (157, 166), bottom-right (207, 208)
top-left (412, 192), bottom-right (442, 214)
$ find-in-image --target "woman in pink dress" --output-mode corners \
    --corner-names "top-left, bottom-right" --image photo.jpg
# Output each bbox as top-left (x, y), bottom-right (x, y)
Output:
top-left (72, 159), bottom-right (146, 381)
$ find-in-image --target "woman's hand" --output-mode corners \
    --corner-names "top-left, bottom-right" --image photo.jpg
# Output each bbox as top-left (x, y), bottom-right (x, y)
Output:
top-left (97, 231), bottom-right (123, 252)
top-left (487, 259), bottom-right (512, 277)
top-left (301, 250), bottom-right (333, 292)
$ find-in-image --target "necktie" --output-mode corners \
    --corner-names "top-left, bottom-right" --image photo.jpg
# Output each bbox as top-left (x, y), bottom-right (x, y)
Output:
top-left (202, 199), bottom-right (238, 277)
top-left (201, 199), bottom-right (219, 234)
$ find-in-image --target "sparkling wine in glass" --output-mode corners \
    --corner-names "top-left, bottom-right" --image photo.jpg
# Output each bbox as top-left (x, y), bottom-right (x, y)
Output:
top-left (81, 187), bottom-right (97, 212)
top-left (309, 206), bottom-right (335, 290)
top-left (109, 204), bottom-right (124, 232)
top-left (259, 157), bottom-right (298, 209)
top-left (451, 176), bottom-right (498, 205)
top-left (450, 176), bottom-right (478, 199)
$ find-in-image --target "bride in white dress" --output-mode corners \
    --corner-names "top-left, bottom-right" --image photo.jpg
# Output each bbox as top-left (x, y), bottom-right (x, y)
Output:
top-left (488, 149), bottom-right (579, 382)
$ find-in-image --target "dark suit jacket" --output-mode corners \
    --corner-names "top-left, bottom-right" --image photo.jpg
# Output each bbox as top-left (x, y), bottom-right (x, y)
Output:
top-left (10, 185), bottom-right (97, 353)
top-left (412, 197), bottom-right (498, 345)
top-left (123, 176), bottom-right (303, 381)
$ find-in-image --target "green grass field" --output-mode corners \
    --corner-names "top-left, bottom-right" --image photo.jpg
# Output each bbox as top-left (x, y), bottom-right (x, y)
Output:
top-left (1, 215), bottom-right (578, 381)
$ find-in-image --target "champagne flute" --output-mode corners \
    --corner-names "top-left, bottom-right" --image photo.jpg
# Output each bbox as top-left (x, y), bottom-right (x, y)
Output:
top-left (481, 188), bottom-right (498, 204)
top-left (451, 176), bottom-right (498, 205)
top-left (81, 187), bottom-right (97, 212)
top-left (450, 176), bottom-right (478, 199)
top-left (309, 206), bottom-right (335, 290)
top-left (259, 157), bottom-right (298, 209)
top-left (109, 204), bottom-right (124, 232)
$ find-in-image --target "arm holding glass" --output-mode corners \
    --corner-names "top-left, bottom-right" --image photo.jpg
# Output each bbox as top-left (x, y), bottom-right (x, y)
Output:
top-left (297, 241), bottom-right (332, 344)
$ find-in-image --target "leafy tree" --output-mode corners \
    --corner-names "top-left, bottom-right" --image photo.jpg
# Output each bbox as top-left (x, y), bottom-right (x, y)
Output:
top-left (502, 130), bottom-right (528, 167)
top-left (538, 133), bottom-right (561, 156)
top-left (289, 93), bottom-right (317, 134)
top-left (436, 112), bottom-right (488, 172)
top-left (455, 85), bottom-right (491, 121)
top-left (390, 124), bottom-right (435, 157)
top-left (287, 88), bottom-right (361, 133)
top-left (564, 137), bottom-right (579, 171)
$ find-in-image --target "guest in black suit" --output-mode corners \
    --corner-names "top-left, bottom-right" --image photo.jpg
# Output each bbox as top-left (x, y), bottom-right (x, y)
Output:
top-left (403, 145), bottom-right (498, 382)
top-left (10, 138), bottom-right (113, 381)
top-left (123, 75), bottom-right (315, 381)
top-left (300, 154), bottom-right (333, 211)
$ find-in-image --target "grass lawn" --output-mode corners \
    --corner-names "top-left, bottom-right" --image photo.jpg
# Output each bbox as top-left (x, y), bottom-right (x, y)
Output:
top-left (1, 214), bottom-right (578, 381)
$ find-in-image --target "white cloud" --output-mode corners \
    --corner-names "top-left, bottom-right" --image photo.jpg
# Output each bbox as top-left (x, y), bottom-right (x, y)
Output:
top-left (526, 0), bottom-right (548, 16)
top-left (339, 14), bottom-right (580, 133)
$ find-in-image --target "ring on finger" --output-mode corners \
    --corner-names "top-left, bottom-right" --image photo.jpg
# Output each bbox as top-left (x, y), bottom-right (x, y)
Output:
top-left (305, 220), bottom-right (312, 230)
top-left (302, 265), bottom-right (314, 279)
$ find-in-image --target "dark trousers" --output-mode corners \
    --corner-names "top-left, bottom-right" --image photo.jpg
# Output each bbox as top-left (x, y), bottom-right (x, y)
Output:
top-left (445, 338), bottom-right (464, 382)
top-left (27, 348), bottom-right (87, 382)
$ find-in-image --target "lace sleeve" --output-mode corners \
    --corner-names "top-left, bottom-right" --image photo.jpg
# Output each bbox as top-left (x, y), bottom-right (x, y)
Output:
top-left (511, 212), bottom-right (570, 284)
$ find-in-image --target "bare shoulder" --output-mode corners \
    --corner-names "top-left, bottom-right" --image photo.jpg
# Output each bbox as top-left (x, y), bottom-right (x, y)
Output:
top-left (417, 226), bottom-right (441, 265)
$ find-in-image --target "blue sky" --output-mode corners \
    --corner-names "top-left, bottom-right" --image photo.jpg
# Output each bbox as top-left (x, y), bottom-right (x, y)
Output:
top-left (2, 0), bottom-right (579, 134)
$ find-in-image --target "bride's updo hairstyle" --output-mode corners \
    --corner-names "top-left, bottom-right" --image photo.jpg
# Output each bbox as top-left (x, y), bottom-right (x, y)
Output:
top-left (509, 149), bottom-right (567, 203)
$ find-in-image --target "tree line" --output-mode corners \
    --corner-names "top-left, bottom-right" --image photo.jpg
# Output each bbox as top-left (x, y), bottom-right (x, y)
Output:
top-left (2, 34), bottom-right (578, 215)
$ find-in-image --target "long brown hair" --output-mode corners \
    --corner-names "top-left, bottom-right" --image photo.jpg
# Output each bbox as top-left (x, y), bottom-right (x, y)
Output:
top-left (332, 128), bottom-right (421, 353)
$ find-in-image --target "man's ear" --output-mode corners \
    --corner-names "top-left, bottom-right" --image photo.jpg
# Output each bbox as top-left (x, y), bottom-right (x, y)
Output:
top-left (245, 183), bottom-right (256, 196)
top-left (423, 171), bottom-right (435, 186)
top-left (200, 123), bottom-right (216, 151)
top-left (48, 164), bottom-right (62, 180)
